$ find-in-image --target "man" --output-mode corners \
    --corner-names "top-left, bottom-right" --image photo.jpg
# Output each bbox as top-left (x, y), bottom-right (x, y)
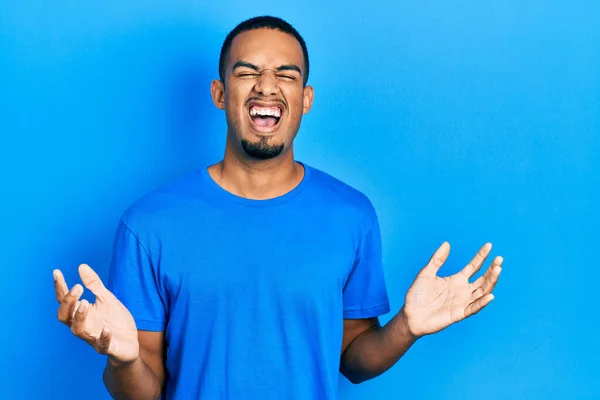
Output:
top-left (53, 16), bottom-right (502, 400)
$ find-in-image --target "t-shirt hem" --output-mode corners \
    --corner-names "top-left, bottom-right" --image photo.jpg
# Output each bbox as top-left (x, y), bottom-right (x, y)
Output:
top-left (343, 302), bottom-right (391, 319)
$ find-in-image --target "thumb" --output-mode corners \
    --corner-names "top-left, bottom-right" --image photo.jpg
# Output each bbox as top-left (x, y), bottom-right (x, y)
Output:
top-left (419, 242), bottom-right (450, 277)
top-left (78, 264), bottom-right (109, 298)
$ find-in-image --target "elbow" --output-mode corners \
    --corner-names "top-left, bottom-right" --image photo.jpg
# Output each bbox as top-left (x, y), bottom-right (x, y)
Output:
top-left (346, 374), bottom-right (369, 385)
top-left (340, 362), bottom-right (379, 385)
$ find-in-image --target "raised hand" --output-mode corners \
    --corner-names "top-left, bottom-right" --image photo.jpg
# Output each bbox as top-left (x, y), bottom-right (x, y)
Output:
top-left (54, 264), bottom-right (139, 364)
top-left (403, 242), bottom-right (502, 337)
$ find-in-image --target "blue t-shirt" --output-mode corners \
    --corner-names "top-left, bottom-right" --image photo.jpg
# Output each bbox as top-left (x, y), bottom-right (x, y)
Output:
top-left (107, 161), bottom-right (390, 400)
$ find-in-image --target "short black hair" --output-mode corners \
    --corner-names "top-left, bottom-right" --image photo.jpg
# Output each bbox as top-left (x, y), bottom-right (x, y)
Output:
top-left (218, 16), bottom-right (310, 86)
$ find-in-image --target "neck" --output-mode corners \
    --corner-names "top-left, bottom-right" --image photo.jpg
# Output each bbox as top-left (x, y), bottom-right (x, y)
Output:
top-left (207, 144), bottom-right (304, 200)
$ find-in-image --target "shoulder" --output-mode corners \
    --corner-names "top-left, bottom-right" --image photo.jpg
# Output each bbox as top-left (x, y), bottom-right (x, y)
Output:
top-left (305, 164), bottom-right (378, 228)
top-left (119, 169), bottom-right (204, 233)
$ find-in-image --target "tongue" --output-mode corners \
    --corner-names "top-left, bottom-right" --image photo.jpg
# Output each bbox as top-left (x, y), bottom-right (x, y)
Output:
top-left (253, 116), bottom-right (278, 128)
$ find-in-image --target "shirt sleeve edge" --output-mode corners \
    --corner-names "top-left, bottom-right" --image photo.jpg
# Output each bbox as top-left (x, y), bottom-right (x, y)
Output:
top-left (343, 302), bottom-right (391, 319)
top-left (135, 318), bottom-right (166, 332)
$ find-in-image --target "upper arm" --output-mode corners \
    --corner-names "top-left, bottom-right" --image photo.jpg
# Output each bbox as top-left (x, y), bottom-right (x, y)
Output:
top-left (341, 317), bottom-right (380, 355)
top-left (342, 205), bottom-right (389, 323)
top-left (108, 220), bottom-right (168, 331)
top-left (138, 330), bottom-right (166, 386)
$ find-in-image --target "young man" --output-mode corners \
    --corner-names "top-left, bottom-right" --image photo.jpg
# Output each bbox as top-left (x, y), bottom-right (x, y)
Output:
top-left (54, 16), bottom-right (502, 400)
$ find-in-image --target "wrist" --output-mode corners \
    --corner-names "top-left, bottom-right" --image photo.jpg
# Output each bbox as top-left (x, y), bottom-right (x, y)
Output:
top-left (398, 306), bottom-right (421, 341)
top-left (108, 353), bottom-right (140, 369)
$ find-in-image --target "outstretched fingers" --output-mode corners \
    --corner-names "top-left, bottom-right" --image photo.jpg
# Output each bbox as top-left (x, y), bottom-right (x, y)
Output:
top-left (465, 293), bottom-right (494, 317)
top-left (53, 269), bottom-right (69, 303)
top-left (461, 243), bottom-right (492, 278)
top-left (419, 242), bottom-right (451, 277)
top-left (71, 299), bottom-right (91, 337)
top-left (57, 283), bottom-right (84, 326)
top-left (471, 256), bottom-right (503, 298)
top-left (78, 264), bottom-right (111, 299)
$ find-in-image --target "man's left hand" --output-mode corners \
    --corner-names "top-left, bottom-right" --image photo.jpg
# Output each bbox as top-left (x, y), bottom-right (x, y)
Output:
top-left (403, 242), bottom-right (503, 337)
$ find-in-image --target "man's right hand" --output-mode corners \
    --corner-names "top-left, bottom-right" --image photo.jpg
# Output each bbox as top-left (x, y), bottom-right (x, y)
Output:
top-left (54, 264), bottom-right (140, 365)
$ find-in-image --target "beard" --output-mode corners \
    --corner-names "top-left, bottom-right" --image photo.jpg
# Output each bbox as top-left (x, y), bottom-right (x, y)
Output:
top-left (241, 136), bottom-right (284, 160)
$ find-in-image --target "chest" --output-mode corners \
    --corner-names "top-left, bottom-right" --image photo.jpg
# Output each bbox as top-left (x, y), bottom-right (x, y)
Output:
top-left (157, 208), bottom-right (358, 311)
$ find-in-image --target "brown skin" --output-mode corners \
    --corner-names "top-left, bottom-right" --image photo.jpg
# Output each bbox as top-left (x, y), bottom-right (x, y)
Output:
top-left (54, 27), bottom-right (504, 394)
top-left (208, 28), bottom-right (313, 200)
top-left (52, 28), bottom-right (319, 400)
top-left (340, 242), bottom-right (502, 383)
top-left (53, 266), bottom-right (164, 400)
top-left (206, 30), bottom-right (396, 380)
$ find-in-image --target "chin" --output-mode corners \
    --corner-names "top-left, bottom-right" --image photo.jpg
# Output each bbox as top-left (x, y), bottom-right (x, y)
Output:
top-left (241, 136), bottom-right (285, 160)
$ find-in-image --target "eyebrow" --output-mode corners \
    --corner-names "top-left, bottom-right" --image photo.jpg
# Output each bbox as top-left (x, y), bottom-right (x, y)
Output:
top-left (276, 64), bottom-right (302, 75)
top-left (232, 60), bottom-right (260, 72)
top-left (232, 60), bottom-right (302, 76)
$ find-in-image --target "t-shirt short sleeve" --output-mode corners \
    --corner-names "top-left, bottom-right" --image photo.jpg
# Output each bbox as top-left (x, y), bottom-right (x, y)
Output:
top-left (342, 209), bottom-right (390, 319)
top-left (107, 219), bottom-right (167, 331)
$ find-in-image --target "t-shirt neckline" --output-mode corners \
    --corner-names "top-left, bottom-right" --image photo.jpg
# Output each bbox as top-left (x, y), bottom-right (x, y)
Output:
top-left (199, 161), bottom-right (312, 207)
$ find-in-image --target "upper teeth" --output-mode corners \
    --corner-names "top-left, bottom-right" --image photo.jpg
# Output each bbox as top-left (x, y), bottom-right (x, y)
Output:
top-left (250, 107), bottom-right (281, 117)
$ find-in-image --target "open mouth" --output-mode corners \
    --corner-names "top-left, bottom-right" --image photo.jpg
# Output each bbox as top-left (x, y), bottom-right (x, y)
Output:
top-left (248, 103), bottom-right (283, 132)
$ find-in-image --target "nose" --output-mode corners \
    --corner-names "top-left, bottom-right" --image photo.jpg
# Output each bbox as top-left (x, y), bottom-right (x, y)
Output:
top-left (254, 70), bottom-right (278, 96)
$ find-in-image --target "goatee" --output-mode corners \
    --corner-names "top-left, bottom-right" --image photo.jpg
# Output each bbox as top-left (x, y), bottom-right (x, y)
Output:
top-left (241, 137), bottom-right (284, 160)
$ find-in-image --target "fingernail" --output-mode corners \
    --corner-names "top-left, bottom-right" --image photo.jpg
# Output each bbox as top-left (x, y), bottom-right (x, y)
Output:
top-left (77, 302), bottom-right (86, 313)
top-left (71, 285), bottom-right (81, 296)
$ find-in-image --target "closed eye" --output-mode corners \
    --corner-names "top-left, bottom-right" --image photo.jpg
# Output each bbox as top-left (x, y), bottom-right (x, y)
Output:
top-left (277, 74), bottom-right (297, 81)
top-left (238, 73), bottom-right (260, 78)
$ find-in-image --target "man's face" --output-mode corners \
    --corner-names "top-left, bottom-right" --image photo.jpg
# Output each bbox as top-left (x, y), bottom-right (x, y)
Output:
top-left (211, 28), bottom-right (314, 160)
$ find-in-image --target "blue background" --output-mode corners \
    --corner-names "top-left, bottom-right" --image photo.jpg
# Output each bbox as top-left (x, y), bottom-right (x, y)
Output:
top-left (2, 1), bottom-right (598, 399)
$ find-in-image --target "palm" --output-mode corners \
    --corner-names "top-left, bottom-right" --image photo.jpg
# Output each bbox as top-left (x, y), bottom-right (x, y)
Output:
top-left (54, 264), bottom-right (139, 363)
top-left (404, 242), bottom-right (502, 337)
top-left (84, 290), bottom-right (138, 362)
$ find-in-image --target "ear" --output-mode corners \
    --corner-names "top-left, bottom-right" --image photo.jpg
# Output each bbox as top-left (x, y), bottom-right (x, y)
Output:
top-left (210, 79), bottom-right (226, 110)
top-left (302, 85), bottom-right (314, 115)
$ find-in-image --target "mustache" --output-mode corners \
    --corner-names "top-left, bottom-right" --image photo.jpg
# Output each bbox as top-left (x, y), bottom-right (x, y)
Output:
top-left (245, 97), bottom-right (287, 109)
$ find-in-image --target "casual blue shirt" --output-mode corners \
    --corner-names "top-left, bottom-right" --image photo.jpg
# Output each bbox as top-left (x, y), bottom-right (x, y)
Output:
top-left (107, 161), bottom-right (390, 400)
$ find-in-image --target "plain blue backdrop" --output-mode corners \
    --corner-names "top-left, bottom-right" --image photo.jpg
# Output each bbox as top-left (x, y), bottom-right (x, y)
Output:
top-left (1, 1), bottom-right (598, 399)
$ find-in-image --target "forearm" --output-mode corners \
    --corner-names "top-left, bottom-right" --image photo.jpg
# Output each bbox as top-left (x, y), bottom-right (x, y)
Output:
top-left (341, 307), bottom-right (418, 384)
top-left (103, 356), bottom-right (162, 400)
